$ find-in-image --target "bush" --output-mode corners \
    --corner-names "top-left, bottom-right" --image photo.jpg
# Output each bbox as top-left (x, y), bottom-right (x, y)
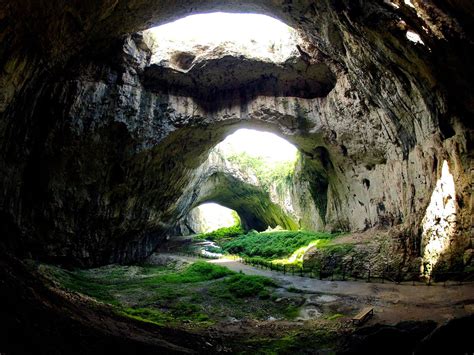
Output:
top-left (204, 246), bottom-right (224, 254)
top-left (223, 230), bottom-right (337, 259)
top-left (161, 261), bottom-right (233, 283)
top-left (225, 273), bottom-right (276, 298)
top-left (195, 225), bottom-right (244, 241)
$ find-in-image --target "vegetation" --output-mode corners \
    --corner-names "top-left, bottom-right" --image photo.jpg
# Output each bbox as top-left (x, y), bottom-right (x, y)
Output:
top-left (227, 151), bottom-right (298, 192)
top-left (239, 326), bottom-right (342, 354)
top-left (326, 313), bottom-right (345, 321)
top-left (224, 273), bottom-right (275, 298)
top-left (221, 230), bottom-right (337, 260)
top-left (39, 260), bottom-right (298, 328)
top-left (194, 224), bottom-right (244, 242)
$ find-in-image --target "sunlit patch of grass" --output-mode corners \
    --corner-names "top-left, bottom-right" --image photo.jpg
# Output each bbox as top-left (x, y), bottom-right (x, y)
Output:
top-left (326, 313), bottom-right (344, 321)
top-left (221, 230), bottom-right (342, 262)
top-left (272, 239), bottom-right (333, 267)
top-left (193, 224), bottom-right (244, 242)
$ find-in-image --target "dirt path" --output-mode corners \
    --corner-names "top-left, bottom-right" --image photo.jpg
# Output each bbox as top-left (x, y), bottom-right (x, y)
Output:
top-left (152, 253), bottom-right (474, 325)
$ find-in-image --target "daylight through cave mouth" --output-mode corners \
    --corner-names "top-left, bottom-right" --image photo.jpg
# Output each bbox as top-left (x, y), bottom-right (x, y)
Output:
top-left (179, 128), bottom-right (303, 233)
top-left (143, 12), bottom-right (299, 65)
top-left (2, 1), bottom-right (473, 353)
top-left (186, 203), bottom-right (240, 234)
top-left (217, 128), bottom-right (298, 165)
top-left (142, 12), bottom-right (336, 102)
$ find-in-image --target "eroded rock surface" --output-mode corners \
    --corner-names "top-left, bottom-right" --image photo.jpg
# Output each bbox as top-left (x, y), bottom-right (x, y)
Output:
top-left (0, 1), bottom-right (472, 270)
top-left (0, 1), bottom-right (473, 353)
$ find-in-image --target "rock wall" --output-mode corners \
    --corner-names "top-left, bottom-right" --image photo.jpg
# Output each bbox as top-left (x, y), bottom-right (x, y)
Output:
top-left (0, 1), bottom-right (472, 268)
top-left (176, 148), bottom-right (301, 232)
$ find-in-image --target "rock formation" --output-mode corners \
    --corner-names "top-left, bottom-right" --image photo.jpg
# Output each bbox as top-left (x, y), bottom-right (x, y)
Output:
top-left (0, 1), bottom-right (473, 350)
top-left (0, 1), bottom-right (472, 270)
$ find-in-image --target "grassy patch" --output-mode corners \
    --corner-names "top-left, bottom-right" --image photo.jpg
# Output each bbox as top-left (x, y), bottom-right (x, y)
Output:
top-left (282, 305), bottom-right (300, 319)
top-left (239, 327), bottom-right (341, 354)
top-left (120, 307), bottom-right (171, 326)
top-left (40, 261), bottom-right (297, 328)
top-left (224, 273), bottom-right (276, 298)
top-left (194, 225), bottom-right (244, 242)
top-left (222, 230), bottom-right (338, 260)
top-left (326, 313), bottom-right (345, 321)
top-left (159, 261), bottom-right (233, 283)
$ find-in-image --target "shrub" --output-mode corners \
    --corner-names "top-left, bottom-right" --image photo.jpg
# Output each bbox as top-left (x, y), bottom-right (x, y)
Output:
top-left (204, 246), bottom-right (224, 254)
top-left (225, 273), bottom-right (276, 298)
top-left (195, 225), bottom-right (244, 241)
top-left (223, 230), bottom-right (337, 259)
top-left (161, 261), bottom-right (233, 283)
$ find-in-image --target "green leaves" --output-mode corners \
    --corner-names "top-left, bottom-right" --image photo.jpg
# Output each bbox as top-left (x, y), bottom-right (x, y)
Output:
top-left (160, 261), bottom-right (233, 283)
top-left (225, 273), bottom-right (276, 298)
top-left (227, 151), bottom-right (298, 191)
top-left (222, 230), bottom-right (336, 259)
top-left (43, 261), bottom-right (287, 327)
top-left (195, 225), bottom-right (244, 241)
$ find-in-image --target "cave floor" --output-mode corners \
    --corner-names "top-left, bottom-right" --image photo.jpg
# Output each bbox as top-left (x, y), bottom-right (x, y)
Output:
top-left (34, 252), bottom-right (474, 353)
top-left (158, 253), bottom-right (474, 325)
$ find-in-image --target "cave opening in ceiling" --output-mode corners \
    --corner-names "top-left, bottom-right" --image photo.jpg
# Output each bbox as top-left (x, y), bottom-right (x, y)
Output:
top-left (143, 12), bottom-right (300, 65)
top-left (2, 1), bottom-right (474, 352)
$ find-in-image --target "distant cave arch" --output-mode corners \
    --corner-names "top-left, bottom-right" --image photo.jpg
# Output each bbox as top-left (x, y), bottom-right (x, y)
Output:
top-left (181, 202), bottom-right (241, 235)
top-left (186, 172), bottom-right (298, 232)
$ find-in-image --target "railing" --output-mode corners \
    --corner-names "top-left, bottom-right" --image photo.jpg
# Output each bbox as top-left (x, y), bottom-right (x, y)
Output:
top-left (239, 256), bottom-right (474, 286)
top-left (173, 250), bottom-right (473, 286)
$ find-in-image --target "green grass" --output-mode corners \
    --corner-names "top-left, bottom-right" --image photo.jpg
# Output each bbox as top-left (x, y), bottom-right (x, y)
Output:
top-left (326, 313), bottom-right (344, 321)
top-left (204, 245), bottom-right (224, 254)
top-left (239, 327), bottom-right (340, 354)
top-left (40, 260), bottom-right (297, 327)
top-left (120, 307), bottom-right (171, 325)
top-left (194, 225), bottom-right (244, 242)
top-left (159, 261), bottom-right (233, 283)
top-left (221, 230), bottom-right (338, 260)
top-left (224, 273), bottom-right (276, 298)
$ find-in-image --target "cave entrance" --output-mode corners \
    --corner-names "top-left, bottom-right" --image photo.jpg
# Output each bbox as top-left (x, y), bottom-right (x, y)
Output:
top-left (143, 12), bottom-right (299, 65)
top-left (217, 128), bottom-right (298, 166)
top-left (185, 202), bottom-right (241, 235)
top-left (179, 128), bottom-right (303, 234)
top-left (141, 11), bottom-right (336, 104)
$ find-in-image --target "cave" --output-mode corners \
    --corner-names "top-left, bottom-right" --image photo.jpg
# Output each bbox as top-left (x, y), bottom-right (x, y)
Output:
top-left (1, 1), bottom-right (473, 354)
top-left (182, 203), bottom-right (242, 235)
